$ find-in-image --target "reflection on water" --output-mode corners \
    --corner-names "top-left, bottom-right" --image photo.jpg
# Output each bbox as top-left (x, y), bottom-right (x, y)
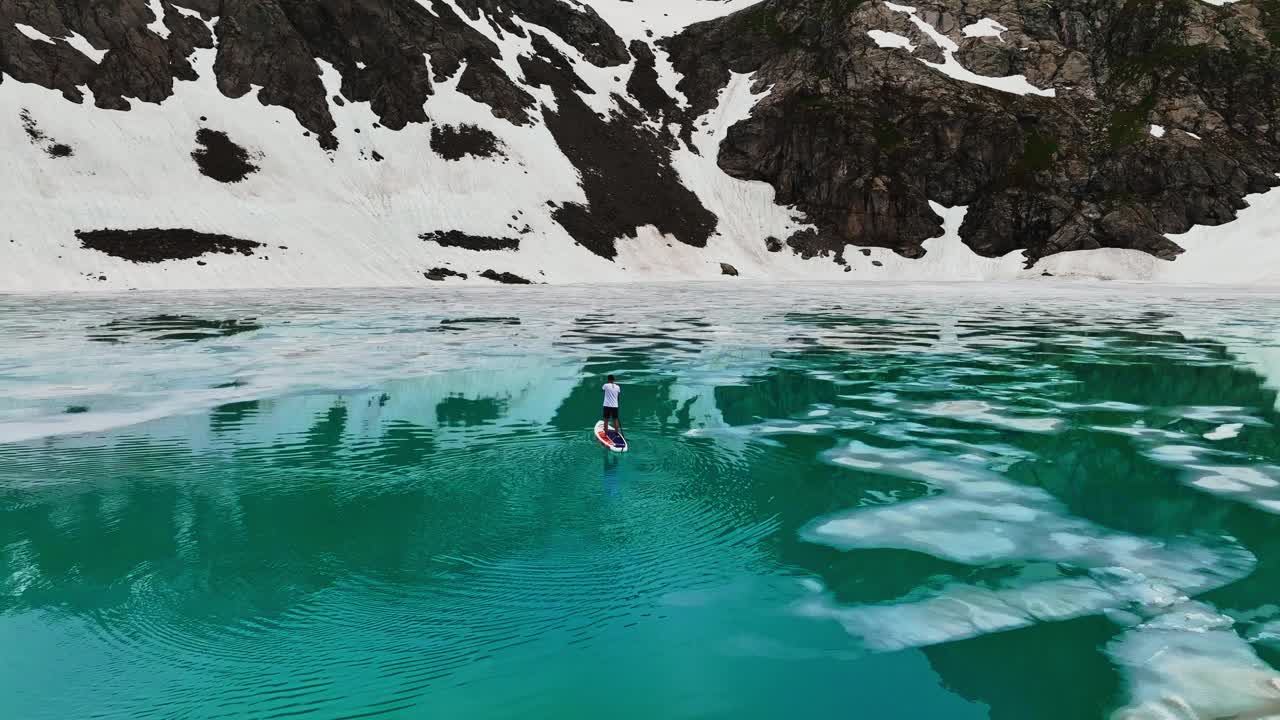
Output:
top-left (1, 284), bottom-right (1280, 719)
top-left (88, 314), bottom-right (262, 343)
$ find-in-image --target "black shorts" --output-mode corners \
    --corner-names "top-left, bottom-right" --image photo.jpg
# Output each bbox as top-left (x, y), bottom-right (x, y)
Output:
top-left (602, 406), bottom-right (619, 421)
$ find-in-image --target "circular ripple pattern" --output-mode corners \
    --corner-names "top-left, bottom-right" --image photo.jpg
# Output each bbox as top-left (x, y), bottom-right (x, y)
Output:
top-left (0, 403), bottom-right (778, 719)
top-left (2, 285), bottom-right (1280, 720)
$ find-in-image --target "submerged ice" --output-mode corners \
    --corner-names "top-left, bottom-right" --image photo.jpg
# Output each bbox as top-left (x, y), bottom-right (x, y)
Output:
top-left (797, 440), bottom-right (1255, 650)
top-left (1, 284), bottom-right (1279, 719)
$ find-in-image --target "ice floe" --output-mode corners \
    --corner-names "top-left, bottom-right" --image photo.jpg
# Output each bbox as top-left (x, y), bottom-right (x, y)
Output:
top-left (1204, 423), bottom-right (1243, 440)
top-left (795, 440), bottom-right (1255, 650)
top-left (1108, 601), bottom-right (1280, 720)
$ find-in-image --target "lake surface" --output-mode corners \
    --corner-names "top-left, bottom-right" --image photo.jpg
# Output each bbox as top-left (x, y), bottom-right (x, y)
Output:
top-left (3, 283), bottom-right (1280, 719)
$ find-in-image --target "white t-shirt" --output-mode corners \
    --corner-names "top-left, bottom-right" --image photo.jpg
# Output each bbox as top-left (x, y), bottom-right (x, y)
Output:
top-left (602, 383), bottom-right (620, 408)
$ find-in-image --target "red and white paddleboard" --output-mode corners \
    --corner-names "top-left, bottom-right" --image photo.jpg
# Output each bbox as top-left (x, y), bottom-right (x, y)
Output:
top-left (594, 421), bottom-right (628, 452)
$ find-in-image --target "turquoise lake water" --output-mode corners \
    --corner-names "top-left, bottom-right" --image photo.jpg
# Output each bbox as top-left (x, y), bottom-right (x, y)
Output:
top-left (2, 284), bottom-right (1280, 719)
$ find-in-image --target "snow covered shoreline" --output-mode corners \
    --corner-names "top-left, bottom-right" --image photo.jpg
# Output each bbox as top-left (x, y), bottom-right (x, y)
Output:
top-left (4, 0), bottom-right (1278, 292)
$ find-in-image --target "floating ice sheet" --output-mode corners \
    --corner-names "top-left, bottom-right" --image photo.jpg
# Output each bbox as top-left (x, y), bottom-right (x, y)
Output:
top-left (1204, 423), bottom-right (1243, 440)
top-left (797, 440), bottom-right (1255, 650)
top-left (1105, 425), bottom-right (1280, 514)
top-left (1108, 601), bottom-right (1280, 719)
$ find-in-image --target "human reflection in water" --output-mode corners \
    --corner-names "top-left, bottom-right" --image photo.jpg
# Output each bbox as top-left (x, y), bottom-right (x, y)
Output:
top-left (603, 449), bottom-right (622, 499)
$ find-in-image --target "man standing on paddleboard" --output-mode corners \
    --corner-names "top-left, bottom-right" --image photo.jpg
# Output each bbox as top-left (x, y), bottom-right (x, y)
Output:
top-left (602, 375), bottom-right (622, 435)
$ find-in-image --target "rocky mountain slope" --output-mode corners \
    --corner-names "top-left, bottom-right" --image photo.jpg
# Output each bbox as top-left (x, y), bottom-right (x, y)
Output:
top-left (1, 0), bottom-right (1277, 289)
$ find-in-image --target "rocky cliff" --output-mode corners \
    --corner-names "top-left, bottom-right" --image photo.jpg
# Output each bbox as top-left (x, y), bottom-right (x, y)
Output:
top-left (1, 0), bottom-right (1277, 289)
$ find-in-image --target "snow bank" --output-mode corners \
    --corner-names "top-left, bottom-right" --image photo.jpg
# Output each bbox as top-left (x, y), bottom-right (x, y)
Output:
top-left (794, 438), bottom-right (1255, 650)
top-left (0, 0), bottom-right (1276, 291)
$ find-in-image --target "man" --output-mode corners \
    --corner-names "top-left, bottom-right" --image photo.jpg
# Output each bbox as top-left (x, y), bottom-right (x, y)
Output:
top-left (602, 374), bottom-right (622, 435)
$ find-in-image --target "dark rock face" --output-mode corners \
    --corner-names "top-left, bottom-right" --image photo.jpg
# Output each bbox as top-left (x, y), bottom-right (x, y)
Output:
top-left (429, 124), bottom-right (503, 161)
top-left (424, 267), bottom-right (467, 281)
top-left (664, 0), bottom-right (1280, 264)
top-left (0, 0), bottom-right (621, 148)
top-left (0, 0), bottom-right (210, 106)
top-left (720, 262), bottom-right (739, 276)
top-left (520, 37), bottom-right (718, 259)
top-left (479, 269), bottom-right (533, 284)
top-left (88, 314), bottom-right (262, 342)
top-left (420, 230), bottom-right (519, 251)
top-left (626, 40), bottom-right (677, 121)
top-left (453, 0), bottom-right (628, 67)
top-left (76, 228), bottom-right (262, 262)
top-left (192, 128), bottom-right (258, 182)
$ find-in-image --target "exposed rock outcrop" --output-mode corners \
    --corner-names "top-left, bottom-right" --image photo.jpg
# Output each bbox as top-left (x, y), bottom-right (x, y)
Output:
top-left (76, 228), bottom-right (262, 262)
top-left (424, 267), bottom-right (467, 281)
top-left (429, 124), bottom-right (503, 161)
top-left (191, 128), bottom-right (258, 182)
top-left (420, 230), bottom-right (519, 252)
top-left (663, 0), bottom-right (1280, 264)
top-left (479, 269), bottom-right (533, 284)
top-left (520, 34), bottom-right (718, 259)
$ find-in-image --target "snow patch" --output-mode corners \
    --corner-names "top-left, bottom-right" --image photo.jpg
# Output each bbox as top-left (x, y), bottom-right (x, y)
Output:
top-left (1150, 124), bottom-right (1166, 138)
top-left (146, 0), bottom-right (172, 39)
top-left (15, 24), bottom-right (55, 44)
top-left (63, 32), bottom-right (107, 63)
top-left (962, 18), bottom-right (1007, 39)
top-left (922, 51), bottom-right (1054, 97)
top-left (589, 0), bottom-right (766, 42)
top-left (796, 440), bottom-right (1255, 650)
top-left (867, 30), bottom-right (916, 51)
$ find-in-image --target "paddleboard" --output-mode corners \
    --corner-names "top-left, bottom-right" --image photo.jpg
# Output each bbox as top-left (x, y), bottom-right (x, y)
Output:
top-left (594, 420), bottom-right (628, 452)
